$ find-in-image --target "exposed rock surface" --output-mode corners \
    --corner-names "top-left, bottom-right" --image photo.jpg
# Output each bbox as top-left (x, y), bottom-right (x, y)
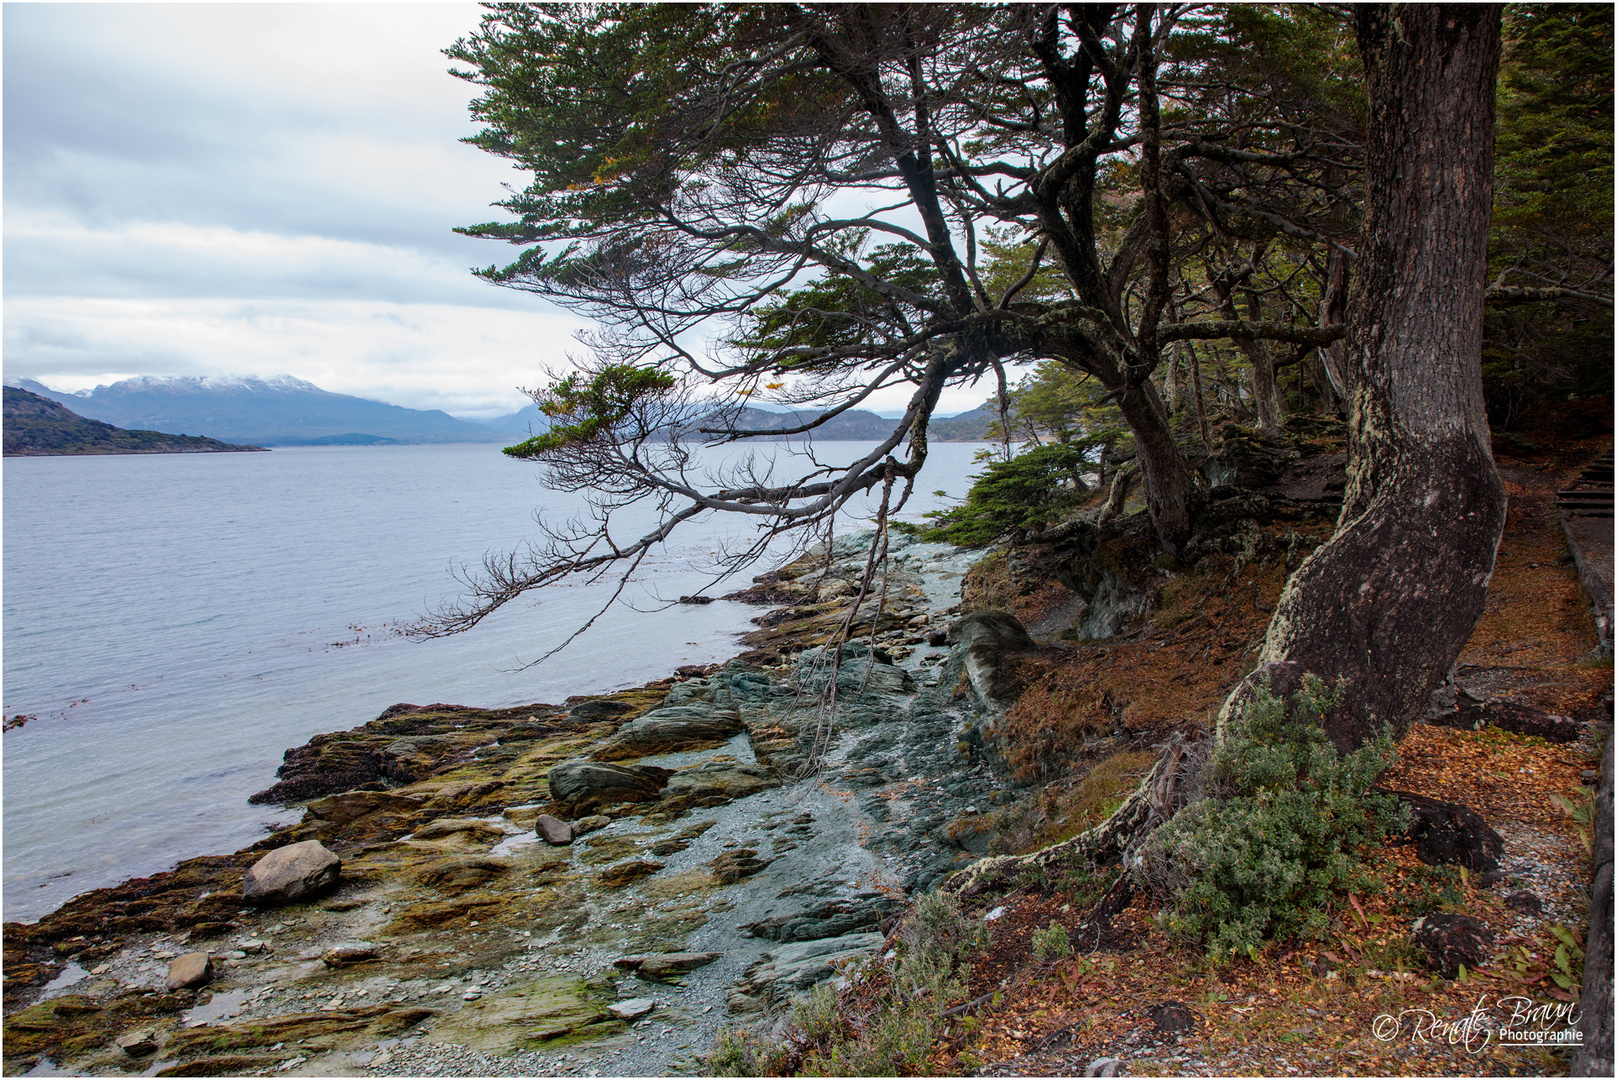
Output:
top-left (115, 1028), bottom-right (158, 1056)
top-left (533, 814), bottom-right (574, 845)
top-left (725, 933), bottom-right (886, 1014)
top-left (955, 610), bottom-right (1037, 710)
top-left (1378, 788), bottom-right (1505, 871)
top-left (595, 705), bottom-right (745, 759)
top-left (321, 942), bottom-right (380, 967)
top-left (614, 952), bottom-right (721, 981)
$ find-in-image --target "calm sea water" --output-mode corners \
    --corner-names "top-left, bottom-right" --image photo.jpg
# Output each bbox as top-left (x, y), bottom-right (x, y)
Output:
top-left (2, 441), bottom-right (986, 921)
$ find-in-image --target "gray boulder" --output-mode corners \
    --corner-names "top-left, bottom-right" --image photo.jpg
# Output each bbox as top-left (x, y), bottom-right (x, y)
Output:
top-left (322, 942), bottom-right (380, 967)
top-left (953, 611), bottom-right (1035, 709)
top-left (595, 705), bottom-right (745, 760)
top-left (609, 998), bottom-right (656, 1021)
top-left (546, 761), bottom-right (672, 808)
top-left (242, 839), bottom-right (341, 905)
top-left (534, 813), bottom-right (574, 845)
top-left (663, 762), bottom-right (778, 803)
top-left (615, 951), bottom-right (721, 981)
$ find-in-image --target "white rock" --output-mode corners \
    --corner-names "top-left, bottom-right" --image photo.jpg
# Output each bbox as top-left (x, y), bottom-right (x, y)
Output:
top-left (608, 998), bottom-right (655, 1021)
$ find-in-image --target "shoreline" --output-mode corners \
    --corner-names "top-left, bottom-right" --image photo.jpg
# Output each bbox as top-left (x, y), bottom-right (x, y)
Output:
top-left (4, 530), bottom-right (1008, 1076)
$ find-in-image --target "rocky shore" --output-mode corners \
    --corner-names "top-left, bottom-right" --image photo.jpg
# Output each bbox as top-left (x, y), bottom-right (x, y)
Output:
top-left (4, 531), bottom-right (1035, 1077)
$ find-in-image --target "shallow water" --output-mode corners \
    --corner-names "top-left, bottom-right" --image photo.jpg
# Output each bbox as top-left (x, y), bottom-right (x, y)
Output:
top-left (3, 441), bottom-right (987, 921)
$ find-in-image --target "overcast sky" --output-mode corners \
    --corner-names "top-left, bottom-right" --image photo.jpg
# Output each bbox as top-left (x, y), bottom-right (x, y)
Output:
top-left (4, 3), bottom-right (591, 419)
top-left (5, 4), bottom-right (993, 420)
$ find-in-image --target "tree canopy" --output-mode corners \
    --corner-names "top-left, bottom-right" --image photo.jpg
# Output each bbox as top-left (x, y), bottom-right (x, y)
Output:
top-left (433, 2), bottom-right (1610, 654)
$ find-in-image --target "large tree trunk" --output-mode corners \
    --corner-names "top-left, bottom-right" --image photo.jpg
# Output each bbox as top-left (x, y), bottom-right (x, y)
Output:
top-left (1228, 5), bottom-right (1507, 750)
top-left (1116, 378), bottom-right (1199, 560)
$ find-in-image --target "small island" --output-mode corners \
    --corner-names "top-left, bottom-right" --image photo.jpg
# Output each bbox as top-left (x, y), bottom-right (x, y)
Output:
top-left (2, 387), bottom-right (268, 456)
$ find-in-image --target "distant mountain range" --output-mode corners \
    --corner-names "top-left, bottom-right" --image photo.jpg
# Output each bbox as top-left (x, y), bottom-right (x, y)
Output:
top-left (3, 386), bottom-right (267, 456)
top-left (6, 375), bottom-right (995, 447)
top-left (9, 376), bottom-right (512, 447)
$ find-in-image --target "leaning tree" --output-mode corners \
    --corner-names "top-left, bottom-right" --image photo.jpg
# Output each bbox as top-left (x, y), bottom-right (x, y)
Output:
top-left (435, 1), bottom-right (1367, 642)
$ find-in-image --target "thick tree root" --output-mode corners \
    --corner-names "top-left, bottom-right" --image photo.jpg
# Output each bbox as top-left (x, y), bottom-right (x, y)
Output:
top-left (1425, 688), bottom-right (1581, 743)
top-left (941, 733), bottom-right (1210, 899)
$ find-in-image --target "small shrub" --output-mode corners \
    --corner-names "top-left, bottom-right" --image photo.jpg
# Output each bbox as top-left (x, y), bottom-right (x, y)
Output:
top-left (704, 894), bottom-right (990, 1075)
top-left (1550, 785), bottom-right (1596, 852)
top-left (706, 1026), bottom-right (789, 1077)
top-left (1390, 864), bottom-right (1466, 917)
top-left (1137, 675), bottom-right (1411, 961)
top-left (1030, 921), bottom-right (1073, 962)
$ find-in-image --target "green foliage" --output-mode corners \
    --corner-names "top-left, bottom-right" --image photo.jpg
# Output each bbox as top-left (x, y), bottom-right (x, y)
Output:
top-left (1550, 785), bottom-right (1596, 853)
top-left (1484, 3), bottom-right (1614, 427)
top-left (920, 442), bottom-right (1097, 546)
top-left (985, 361), bottom-right (1129, 452)
top-left (1140, 676), bottom-right (1410, 962)
top-left (736, 243), bottom-right (944, 365)
top-left (1030, 921), bottom-right (1073, 962)
top-left (1548, 924), bottom-right (1585, 992)
top-left (503, 365), bottom-right (675, 458)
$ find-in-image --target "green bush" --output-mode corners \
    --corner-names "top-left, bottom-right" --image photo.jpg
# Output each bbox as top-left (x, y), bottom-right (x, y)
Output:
top-left (920, 442), bottom-right (1096, 545)
top-left (1030, 921), bottom-right (1073, 962)
top-left (1138, 676), bottom-right (1410, 961)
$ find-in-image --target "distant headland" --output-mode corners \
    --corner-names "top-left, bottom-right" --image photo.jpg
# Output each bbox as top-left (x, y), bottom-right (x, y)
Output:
top-left (2, 386), bottom-right (268, 456)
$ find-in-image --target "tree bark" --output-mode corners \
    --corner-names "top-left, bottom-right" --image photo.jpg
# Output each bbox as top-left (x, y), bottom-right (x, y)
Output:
top-left (1573, 736), bottom-right (1613, 1075)
top-left (1228, 5), bottom-right (1507, 750)
top-left (1115, 379), bottom-right (1199, 559)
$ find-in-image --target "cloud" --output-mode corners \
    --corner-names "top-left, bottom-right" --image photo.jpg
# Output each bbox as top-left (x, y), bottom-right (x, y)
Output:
top-left (2, 5), bottom-right (1000, 422)
top-left (5, 295), bottom-right (592, 419)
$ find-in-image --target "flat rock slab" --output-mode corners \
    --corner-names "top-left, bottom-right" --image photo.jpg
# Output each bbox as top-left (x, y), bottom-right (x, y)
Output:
top-left (663, 762), bottom-right (779, 803)
top-left (322, 942), bottom-right (380, 967)
top-left (595, 706), bottom-right (745, 760)
top-left (430, 977), bottom-right (610, 1053)
top-left (596, 861), bottom-right (664, 888)
top-left (304, 790), bottom-right (425, 827)
top-left (166, 1005), bottom-right (434, 1058)
top-left (116, 1027), bottom-right (160, 1056)
top-left (412, 818), bottom-right (506, 845)
top-left (727, 932), bottom-right (884, 1013)
top-left (614, 952), bottom-right (721, 981)
top-left (243, 839), bottom-right (342, 905)
top-left (166, 953), bottom-right (212, 991)
top-left (546, 761), bottom-right (673, 807)
top-left (708, 848), bottom-right (770, 884)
